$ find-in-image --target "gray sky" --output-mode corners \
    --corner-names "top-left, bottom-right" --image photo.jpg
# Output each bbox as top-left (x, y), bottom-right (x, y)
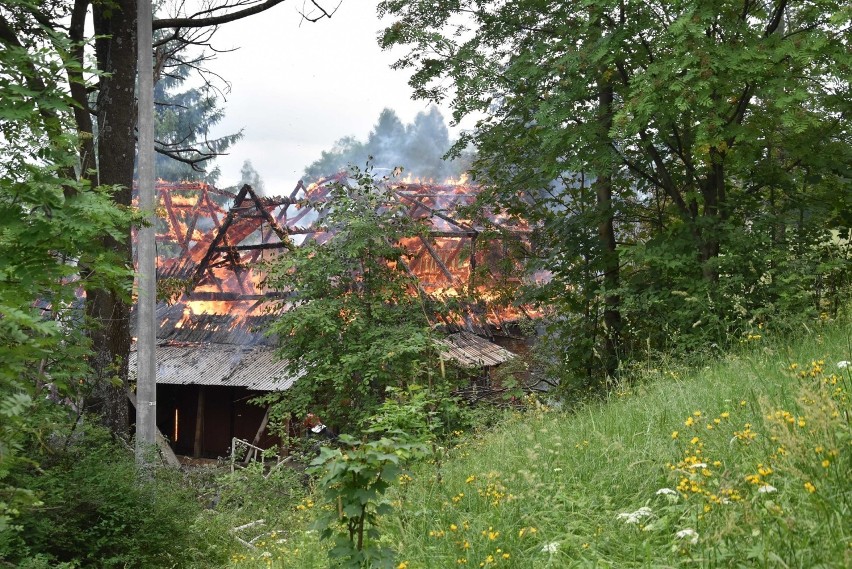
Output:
top-left (205, 0), bottom-right (453, 192)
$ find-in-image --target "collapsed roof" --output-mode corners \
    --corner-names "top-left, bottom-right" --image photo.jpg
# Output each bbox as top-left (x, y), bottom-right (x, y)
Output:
top-left (134, 175), bottom-right (528, 391)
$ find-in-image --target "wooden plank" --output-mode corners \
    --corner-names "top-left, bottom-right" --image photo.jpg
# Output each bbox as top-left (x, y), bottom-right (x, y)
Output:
top-left (212, 242), bottom-right (289, 252)
top-left (193, 387), bottom-right (205, 458)
top-left (242, 405), bottom-right (271, 466)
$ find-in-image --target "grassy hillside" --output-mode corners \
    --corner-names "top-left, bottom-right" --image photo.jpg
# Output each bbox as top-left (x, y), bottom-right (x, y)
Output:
top-left (231, 320), bottom-right (851, 568)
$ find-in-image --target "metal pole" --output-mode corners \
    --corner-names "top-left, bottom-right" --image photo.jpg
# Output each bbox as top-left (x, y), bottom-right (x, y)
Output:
top-left (136, 0), bottom-right (157, 463)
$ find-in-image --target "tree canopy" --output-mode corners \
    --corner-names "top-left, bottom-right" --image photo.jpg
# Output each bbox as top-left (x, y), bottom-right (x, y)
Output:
top-left (0, 7), bottom-right (132, 528)
top-left (380, 0), bottom-right (852, 383)
top-left (263, 167), bottom-right (439, 429)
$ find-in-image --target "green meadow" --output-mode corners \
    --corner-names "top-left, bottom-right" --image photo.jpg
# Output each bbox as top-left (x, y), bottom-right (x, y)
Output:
top-left (230, 320), bottom-right (851, 568)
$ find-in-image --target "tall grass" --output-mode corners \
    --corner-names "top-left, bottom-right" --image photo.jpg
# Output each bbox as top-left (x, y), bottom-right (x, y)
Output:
top-left (230, 320), bottom-right (851, 568)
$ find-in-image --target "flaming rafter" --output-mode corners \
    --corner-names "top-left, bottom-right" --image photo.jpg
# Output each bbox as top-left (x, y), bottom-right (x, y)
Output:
top-left (150, 174), bottom-right (534, 341)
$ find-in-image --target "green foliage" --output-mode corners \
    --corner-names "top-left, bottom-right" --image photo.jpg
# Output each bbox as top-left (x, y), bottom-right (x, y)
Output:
top-left (373, 318), bottom-right (852, 568)
top-left (0, 426), bottom-right (229, 568)
top-left (216, 460), bottom-right (307, 527)
top-left (380, 0), bottom-right (852, 384)
top-left (263, 165), bottom-right (440, 430)
top-left (0, 5), bottom-right (133, 531)
top-left (366, 385), bottom-right (443, 441)
top-left (308, 433), bottom-right (430, 568)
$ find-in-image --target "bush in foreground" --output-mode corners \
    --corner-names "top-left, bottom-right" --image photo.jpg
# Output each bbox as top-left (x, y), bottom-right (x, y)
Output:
top-left (1, 427), bottom-right (230, 568)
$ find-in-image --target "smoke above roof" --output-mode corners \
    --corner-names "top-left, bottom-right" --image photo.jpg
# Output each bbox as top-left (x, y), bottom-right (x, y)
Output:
top-left (302, 106), bottom-right (473, 182)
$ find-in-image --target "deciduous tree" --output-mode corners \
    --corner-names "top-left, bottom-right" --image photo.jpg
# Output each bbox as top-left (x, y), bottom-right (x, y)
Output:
top-left (263, 167), bottom-right (438, 430)
top-left (0, 6), bottom-right (131, 525)
top-left (380, 0), bottom-right (851, 381)
top-left (1, 0), bottom-right (339, 434)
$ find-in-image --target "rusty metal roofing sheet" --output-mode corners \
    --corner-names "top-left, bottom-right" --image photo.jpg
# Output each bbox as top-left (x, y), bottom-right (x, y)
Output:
top-left (153, 303), bottom-right (279, 346)
top-left (436, 332), bottom-right (516, 368)
top-left (128, 331), bottom-right (511, 393)
top-left (128, 344), bottom-right (297, 391)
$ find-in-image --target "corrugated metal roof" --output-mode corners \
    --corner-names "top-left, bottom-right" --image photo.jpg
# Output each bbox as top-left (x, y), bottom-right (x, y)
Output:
top-left (436, 332), bottom-right (516, 368)
top-left (128, 344), bottom-right (298, 391)
top-left (153, 303), bottom-right (279, 346)
top-left (128, 331), bottom-right (512, 393)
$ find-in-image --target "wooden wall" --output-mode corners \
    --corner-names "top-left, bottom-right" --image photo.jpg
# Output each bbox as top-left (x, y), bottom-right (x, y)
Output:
top-left (156, 384), bottom-right (278, 458)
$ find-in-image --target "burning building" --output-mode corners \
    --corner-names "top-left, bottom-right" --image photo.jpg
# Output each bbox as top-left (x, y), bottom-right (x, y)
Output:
top-left (130, 175), bottom-right (529, 458)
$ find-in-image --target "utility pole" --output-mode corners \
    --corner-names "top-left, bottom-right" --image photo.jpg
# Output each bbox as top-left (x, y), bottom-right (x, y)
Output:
top-left (136, 0), bottom-right (157, 463)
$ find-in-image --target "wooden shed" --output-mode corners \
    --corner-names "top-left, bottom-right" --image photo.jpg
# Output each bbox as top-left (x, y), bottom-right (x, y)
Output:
top-left (130, 178), bottom-right (525, 459)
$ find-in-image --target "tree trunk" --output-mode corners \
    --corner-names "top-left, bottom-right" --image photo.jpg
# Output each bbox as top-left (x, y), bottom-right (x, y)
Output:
top-left (83, 0), bottom-right (137, 437)
top-left (595, 78), bottom-right (622, 377)
top-left (699, 155), bottom-right (725, 282)
top-left (68, 0), bottom-right (97, 182)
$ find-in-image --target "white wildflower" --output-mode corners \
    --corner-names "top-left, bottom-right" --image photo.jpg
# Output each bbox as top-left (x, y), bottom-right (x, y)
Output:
top-left (616, 506), bottom-right (653, 524)
top-left (838, 361), bottom-right (850, 369)
top-left (757, 484), bottom-right (777, 494)
top-left (688, 463), bottom-right (708, 469)
top-left (541, 542), bottom-right (560, 553)
top-left (675, 528), bottom-right (699, 544)
top-left (655, 487), bottom-right (679, 502)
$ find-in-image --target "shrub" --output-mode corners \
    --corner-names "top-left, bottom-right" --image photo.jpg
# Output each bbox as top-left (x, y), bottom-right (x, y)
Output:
top-left (1, 426), bottom-right (229, 568)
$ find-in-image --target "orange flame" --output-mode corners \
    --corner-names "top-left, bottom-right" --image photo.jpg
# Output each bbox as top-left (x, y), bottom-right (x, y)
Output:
top-left (152, 178), bottom-right (536, 330)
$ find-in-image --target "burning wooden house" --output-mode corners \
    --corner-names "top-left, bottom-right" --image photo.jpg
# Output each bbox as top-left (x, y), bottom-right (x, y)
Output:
top-left (131, 176), bottom-right (528, 458)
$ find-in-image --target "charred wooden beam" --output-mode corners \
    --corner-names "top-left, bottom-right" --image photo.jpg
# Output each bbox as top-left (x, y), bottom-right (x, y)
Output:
top-left (185, 291), bottom-right (291, 301)
top-left (418, 235), bottom-right (463, 286)
top-left (245, 185), bottom-right (292, 246)
top-left (183, 193), bottom-right (202, 249)
top-left (395, 193), bottom-right (474, 232)
top-left (257, 196), bottom-right (300, 206)
top-left (190, 185), bottom-right (250, 288)
top-left (161, 190), bottom-right (189, 254)
top-left (212, 242), bottom-right (289, 252)
top-left (427, 230), bottom-right (479, 238)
